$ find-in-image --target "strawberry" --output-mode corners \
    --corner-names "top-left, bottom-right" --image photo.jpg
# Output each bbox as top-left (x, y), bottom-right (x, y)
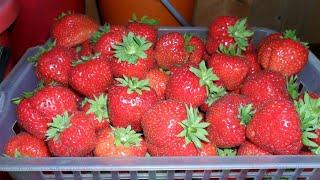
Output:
top-left (257, 33), bottom-right (281, 51)
top-left (209, 16), bottom-right (238, 38)
top-left (94, 126), bottom-right (147, 157)
top-left (184, 34), bottom-right (205, 65)
top-left (4, 133), bottom-right (50, 158)
top-left (145, 68), bottom-right (169, 100)
top-left (241, 70), bottom-right (289, 107)
top-left (81, 94), bottom-right (109, 131)
top-left (73, 40), bottom-right (93, 59)
top-left (165, 61), bottom-right (218, 107)
top-left (127, 14), bottom-right (159, 44)
top-left (46, 111), bottom-right (96, 157)
top-left (111, 32), bottom-right (155, 79)
top-left (206, 36), bottom-right (235, 55)
top-left (258, 29), bottom-right (309, 76)
top-left (246, 100), bottom-right (302, 155)
top-left (244, 51), bottom-right (261, 76)
top-left (198, 143), bottom-right (217, 156)
top-left (69, 53), bottom-right (113, 97)
top-left (142, 101), bottom-right (210, 156)
top-left (206, 94), bottom-right (254, 147)
top-left (52, 13), bottom-right (99, 47)
top-left (237, 141), bottom-right (272, 156)
top-left (108, 76), bottom-right (158, 132)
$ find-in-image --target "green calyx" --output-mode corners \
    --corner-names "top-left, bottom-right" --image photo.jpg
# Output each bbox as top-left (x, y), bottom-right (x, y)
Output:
top-left (217, 148), bottom-right (236, 157)
top-left (189, 60), bottom-right (219, 91)
top-left (11, 81), bottom-right (45, 105)
top-left (91, 23), bottom-right (111, 43)
top-left (286, 75), bottom-right (299, 100)
top-left (238, 104), bottom-right (255, 125)
top-left (28, 40), bottom-right (56, 66)
top-left (115, 76), bottom-right (151, 95)
top-left (282, 29), bottom-right (308, 48)
top-left (184, 33), bottom-right (195, 53)
top-left (177, 105), bottom-right (210, 149)
top-left (228, 18), bottom-right (254, 51)
top-left (206, 85), bottom-right (226, 106)
top-left (46, 112), bottom-right (72, 141)
top-left (14, 149), bottom-right (25, 158)
top-left (218, 44), bottom-right (242, 56)
top-left (112, 32), bottom-right (152, 64)
top-left (129, 13), bottom-right (159, 26)
top-left (112, 125), bottom-right (142, 147)
top-left (55, 11), bottom-right (72, 21)
top-left (72, 52), bottom-right (101, 66)
top-left (84, 94), bottom-right (109, 123)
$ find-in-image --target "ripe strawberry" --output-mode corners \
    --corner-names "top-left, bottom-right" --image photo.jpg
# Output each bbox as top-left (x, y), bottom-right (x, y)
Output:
top-left (184, 34), bottom-right (205, 65)
top-left (165, 61), bottom-right (218, 107)
top-left (111, 32), bottom-right (155, 79)
top-left (46, 111), bottom-right (96, 157)
top-left (237, 141), bottom-right (272, 156)
top-left (127, 14), bottom-right (159, 44)
top-left (81, 94), bottom-right (109, 131)
top-left (206, 94), bottom-right (254, 147)
top-left (52, 13), bottom-right (99, 47)
top-left (258, 29), bottom-right (308, 76)
top-left (209, 16), bottom-right (238, 38)
top-left (244, 51), bottom-right (261, 76)
top-left (198, 143), bottom-right (217, 156)
top-left (4, 133), bottom-right (50, 158)
top-left (206, 36), bottom-right (235, 55)
top-left (94, 126), bottom-right (147, 157)
top-left (108, 76), bottom-right (158, 132)
top-left (246, 100), bottom-right (302, 155)
top-left (241, 70), bottom-right (289, 107)
top-left (69, 54), bottom-right (113, 97)
top-left (142, 101), bottom-right (210, 156)
top-left (257, 33), bottom-right (281, 51)
top-left (145, 68), bottom-right (169, 100)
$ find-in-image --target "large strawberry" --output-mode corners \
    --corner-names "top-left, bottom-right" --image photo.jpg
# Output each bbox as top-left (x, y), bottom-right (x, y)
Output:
top-left (258, 29), bottom-right (308, 76)
top-left (52, 13), bottom-right (99, 47)
top-left (108, 76), bottom-right (158, 132)
top-left (206, 94), bottom-right (254, 148)
top-left (69, 53), bottom-right (113, 97)
top-left (237, 141), bottom-right (272, 156)
top-left (142, 101), bottom-right (210, 156)
top-left (246, 100), bottom-right (302, 155)
top-left (4, 133), bottom-right (50, 158)
top-left (257, 32), bottom-right (281, 51)
top-left (111, 32), bottom-right (155, 79)
top-left (46, 111), bottom-right (96, 157)
top-left (94, 126), bottom-right (147, 157)
top-left (145, 68), bottom-right (169, 100)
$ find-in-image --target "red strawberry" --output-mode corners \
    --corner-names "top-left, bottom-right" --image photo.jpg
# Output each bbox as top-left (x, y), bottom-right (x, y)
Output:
top-left (209, 16), bottom-right (238, 38)
top-left (46, 111), bottom-right (96, 157)
top-left (94, 126), bottom-right (147, 157)
top-left (69, 54), bottom-right (113, 97)
top-left (237, 141), bottom-right (272, 156)
top-left (198, 143), bottom-right (217, 156)
top-left (258, 29), bottom-right (308, 76)
top-left (184, 34), bottom-right (205, 65)
top-left (4, 133), bottom-right (50, 158)
top-left (244, 51), bottom-right (261, 76)
top-left (108, 76), bottom-right (158, 132)
top-left (111, 32), bottom-right (155, 79)
top-left (110, 25), bottom-right (128, 37)
top-left (145, 68), bottom-right (169, 100)
top-left (52, 13), bottom-right (99, 47)
top-left (206, 36), bottom-right (235, 55)
top-left (81, 94), bottom-right (109, 131)
top-left (257, 33), bottom-right (281, 51)
top-left (246, 100), bottom-right (302, 155)
top-left (241, 70), bottom-right (289, 107)
top-left (142, 101), bottom-right (210, 156)
top-left (206, 94), bottom-right (254, 147)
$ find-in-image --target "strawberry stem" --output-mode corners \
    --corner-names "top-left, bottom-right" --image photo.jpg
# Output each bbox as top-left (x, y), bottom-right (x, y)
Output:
top-left (112, 125), bottom-right (142, 147)
top-left (238, 104), bottom-right (255, 125)
top-left (85, 94), bottom-right (109, 123)
top-left (228, 18), bottom-right (253, 51)
top-left (115, 76), bottom-right (151, 95)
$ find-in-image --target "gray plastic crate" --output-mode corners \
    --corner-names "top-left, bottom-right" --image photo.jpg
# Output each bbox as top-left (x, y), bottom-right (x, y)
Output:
top-left (0, 27), bottom-right (320, 180)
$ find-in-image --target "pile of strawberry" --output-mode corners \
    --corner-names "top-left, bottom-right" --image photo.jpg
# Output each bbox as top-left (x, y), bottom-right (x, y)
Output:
top-left (3, 13), bottom-right (320, 158)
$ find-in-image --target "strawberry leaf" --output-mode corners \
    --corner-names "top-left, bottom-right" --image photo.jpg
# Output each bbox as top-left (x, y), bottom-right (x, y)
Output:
top-left (115, 76), bottom-right (151, 95)
top-left (113, 125), bottom-right (142, 147)
top-left (217, 148), bottom-right (236, 157)
top-left (85, 94), bottom-right (109, 123)
top-left (46, 112), bottom-right (71, 141)
top-left (238, 104), bottom-right (255, 125)
top-left (228, 18), bottom-right (253, 51)
top-left (286, 75), bottom-right (299, 100)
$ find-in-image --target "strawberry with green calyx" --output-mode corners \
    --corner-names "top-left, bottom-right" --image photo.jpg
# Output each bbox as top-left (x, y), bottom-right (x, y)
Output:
top-left (200, 84), bottom-right (227, 112)
top-left (184, 33), bottom-right (205, 65)
top-left (227, 18), bottom-right (254, 52)
top-left (94, 126), bottom-right (147, 157)
top-left (286, 75), bottom-right (300, 100)
top-left (217, 148), bottom-right (236, 157)
top-left (111, 32), bottom-right (155, 79)
top-left (108, 76), bottom-right (158, 132)
top-left (146, 68), bottom-right (169, 100)
top-left (81, 94), bottom-right (109, 131)
top-left (46, 111), bottom-right (96, 157)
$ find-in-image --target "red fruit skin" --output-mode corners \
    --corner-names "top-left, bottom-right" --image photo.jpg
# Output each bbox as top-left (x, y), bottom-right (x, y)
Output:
top-left (48, 111), bottom-right (96, 157)
top-left (31, 86), bottom-right (78, 120)
top-left (81, 102), bottom-right (109, 131)
top-left (78, 40), bottom-right (93, 57)
top-left (146, 68), bottom-right (169, 100)
top-left (17, 99), bottom-right (51, 140)
top-left (111, 49), bottom-right (155, 79)
top-left (237, 141), bottom-right (272, 156)
top-left (110, 25), bottom-right (128, 37)
top-left (93, 32), bottom-right (123, 58)
top-left (206, 94), bottom-right (251, 148)
top-left (257, 33), bottom-right (281, 51)
top-left (241, 70), bottom-right (289, 107)
top-left (300, 151), bottom-right (314, 155)
top-left (244, 51), bottom-right (261, 76)
top-left (127, 22), bottom-right (157, 44)
top-left (209, 16), bottom-right (238, 38)
top-left (199, 143), bottom-right (217, 156)
top-left (36, 46), bottom-right (72, 85)
top-left (4, 133), bottom-right (50, 157)
top-left (258, 39), bottom-right (308, 76)
top-left (155, 32), bottom-right (189, 69)
top-left (94, 127), bottom-right (147, 157)
top-left (52, 14), bottom-right (99, 47)
top-left (246, 100), bottom-right (303, 155)
top-left (165, 65), bottom-right (207, 107)
top-left (108, 86), bottom-right (158, 132)
top-left (206, 36), bottom-right (235, 55)
top-left (208, 53), bottom-right (248, 90)
top-left (188, 36), bottom-right (205, 65)
top-left (141, 100), bottom-right (198, 156)
top-left (69, 57), bottom-right (113, 97)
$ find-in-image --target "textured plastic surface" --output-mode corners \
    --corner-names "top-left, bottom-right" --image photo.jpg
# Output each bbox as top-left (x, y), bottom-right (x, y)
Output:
top-left (0, 27), bottom-right (320, 180)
